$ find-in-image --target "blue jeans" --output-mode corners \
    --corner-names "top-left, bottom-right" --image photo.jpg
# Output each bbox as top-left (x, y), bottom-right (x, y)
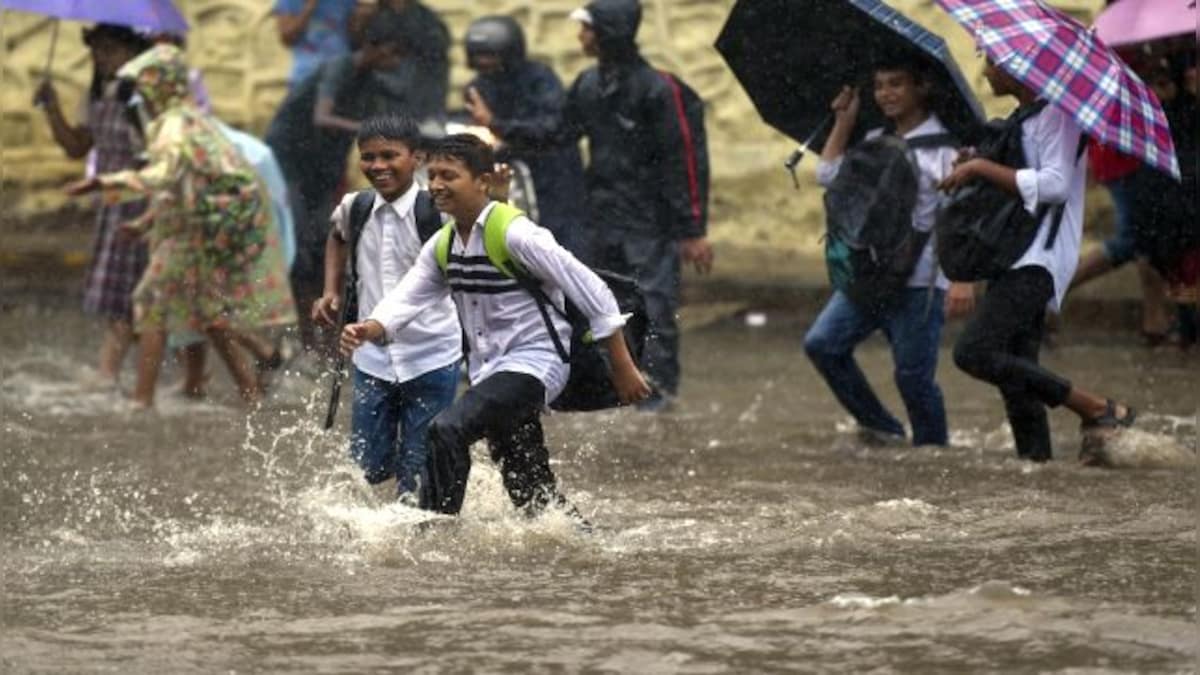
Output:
top-left (803, 288), bottom-right (948, 446)
top-left (350, 362), bottom-right (459, 494)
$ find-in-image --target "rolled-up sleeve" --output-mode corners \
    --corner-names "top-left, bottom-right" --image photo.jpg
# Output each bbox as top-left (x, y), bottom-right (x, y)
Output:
top-left (815, 156), bottom-right (843, 188)
top-left (506, 219), bottom-right (626, 339)
top-left (1015, 107), bottom-right (1080, 213)
top-left (367, 238), bottom-right (450, 340)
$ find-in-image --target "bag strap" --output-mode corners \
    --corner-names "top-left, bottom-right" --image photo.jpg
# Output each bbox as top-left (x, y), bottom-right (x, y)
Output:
top-left (905, 132), bottom-right (958, 150)
top-left (658, 70), bottom-right (704, 229)
top-left (413, 189), bottom-right (442, 243)
top-left (435, 203), bottom-right (572, 363)
top-left (1041, 134), bottom-right (1089, 250)
top-left (344, 189), bottom-right (378, 304)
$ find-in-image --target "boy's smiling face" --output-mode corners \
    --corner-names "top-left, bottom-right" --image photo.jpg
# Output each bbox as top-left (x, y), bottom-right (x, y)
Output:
top-left (358, 137), bottom-right (418, 202)
top-left (873, 69), bottom-right (929, 123)
top-left (426, 155), bottom-right (490, 217)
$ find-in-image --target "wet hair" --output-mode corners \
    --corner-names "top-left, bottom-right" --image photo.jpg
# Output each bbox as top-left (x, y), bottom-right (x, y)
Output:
top-left (82, 24), bottom-right (152, 101)
top-left (872, 57), bottom-right (932, 86)
top-left (426, 134), bottom-right (495, 177)
top-left (356, 114), bottom-right (422, 149)
top-left (363, 7), bottom-right (409, 48)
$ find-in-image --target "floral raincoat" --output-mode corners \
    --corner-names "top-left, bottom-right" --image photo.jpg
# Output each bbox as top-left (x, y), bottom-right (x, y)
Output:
top-left (98, 44), bottom-right (295, 333)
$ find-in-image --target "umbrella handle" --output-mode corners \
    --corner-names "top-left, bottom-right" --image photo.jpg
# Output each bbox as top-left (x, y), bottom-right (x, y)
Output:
top-left (783, 112), bottom-right (834, 189)
top-left (32, 19), bottom-right (59, 110)
top-left (43, 19), bottom-right (58, 80)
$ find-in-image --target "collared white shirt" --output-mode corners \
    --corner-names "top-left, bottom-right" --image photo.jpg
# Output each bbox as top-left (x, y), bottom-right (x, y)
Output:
top-left (369, 201), bottom-right (626, 403)
top-left (331, 183), bottom-right (461, 383)
top-left (1010, 104), bottom-right (1087, 312)
top-left (816, 114), bottom-right (957, 290)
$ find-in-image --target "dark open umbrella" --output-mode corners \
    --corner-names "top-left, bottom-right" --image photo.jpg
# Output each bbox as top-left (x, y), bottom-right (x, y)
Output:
top-left (716, 0), bottom-right (985, 156)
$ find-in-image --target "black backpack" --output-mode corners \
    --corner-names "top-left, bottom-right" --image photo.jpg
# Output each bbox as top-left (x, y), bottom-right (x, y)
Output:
top-left (823, 132), bottom-right (956, 315)
top-left (659, 71), bottom-right (710, 235)
top-left (935, 101), bottom-right (1081, 282)
top-left (342, 188), bottom-right (442, 321)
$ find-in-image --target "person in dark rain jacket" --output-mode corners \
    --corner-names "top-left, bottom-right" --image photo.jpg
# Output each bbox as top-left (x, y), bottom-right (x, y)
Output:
top-left (562, 0), bottom-right (714, 411)
top-left (462, 15), bottom-right (589, 255)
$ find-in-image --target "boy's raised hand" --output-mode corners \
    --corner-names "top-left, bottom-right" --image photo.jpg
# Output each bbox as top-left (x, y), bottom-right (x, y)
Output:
top-left (339, 320), bottom-right (384, 356)
top-left (830, 85), bottom-right (860, 123)
top-left (487, 162), bottom-right (513, 202)
top-left (465, 86), bottom-right (494, 128)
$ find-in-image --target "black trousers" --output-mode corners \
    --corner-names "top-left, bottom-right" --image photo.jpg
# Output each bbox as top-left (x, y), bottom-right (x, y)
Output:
top-left (953, 267), bottom-right (1073, 461)
top-left (424, 372), bottom-right (564, 515)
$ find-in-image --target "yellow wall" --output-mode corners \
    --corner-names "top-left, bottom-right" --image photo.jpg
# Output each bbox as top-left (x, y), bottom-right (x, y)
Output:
top-left (1, 0), bottom-right (1102, 224)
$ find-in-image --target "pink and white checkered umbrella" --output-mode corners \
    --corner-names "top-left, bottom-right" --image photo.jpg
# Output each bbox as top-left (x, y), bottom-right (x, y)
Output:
top-left (935, 0), bottom-right (1180, 178)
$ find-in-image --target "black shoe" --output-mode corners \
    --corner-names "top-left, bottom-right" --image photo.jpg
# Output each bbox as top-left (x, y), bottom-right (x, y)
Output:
top-left (1080, 399), bottom-right (1136, 432)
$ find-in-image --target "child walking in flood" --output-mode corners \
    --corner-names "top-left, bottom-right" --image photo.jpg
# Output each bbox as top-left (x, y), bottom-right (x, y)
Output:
top-left (66, 44), bottom-right (295, 409)
top-left (941, 58), bottom-right (1136, 463)
top-left (35, 25), bottom-right (152, 388)
top-left (313, 114), bottom-right (462, 503)
top-left (339, 134), bottom-right (649, 520)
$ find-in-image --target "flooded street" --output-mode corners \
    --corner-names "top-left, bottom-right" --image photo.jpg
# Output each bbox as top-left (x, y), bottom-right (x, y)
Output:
top-left (2, 301), bottom-right (1196, 673)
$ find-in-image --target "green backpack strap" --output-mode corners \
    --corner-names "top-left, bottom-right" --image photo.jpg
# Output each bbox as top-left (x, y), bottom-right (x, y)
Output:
top-left (482, 202), bottom-right (525, 277)
top-left (433, 203), bottom-right (525, 275)
top-left (434, 222), bottom-right (455, 273)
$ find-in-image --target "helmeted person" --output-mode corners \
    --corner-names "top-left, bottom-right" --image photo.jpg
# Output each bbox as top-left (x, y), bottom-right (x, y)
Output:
top-left (462, 15), bottom-right (589, 257)
top-left (560, 0), bottom-right (714, 411)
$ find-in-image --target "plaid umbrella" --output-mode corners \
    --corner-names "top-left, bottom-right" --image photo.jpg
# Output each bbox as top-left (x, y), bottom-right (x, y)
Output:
top-left (935, 0), bottom-right (1180, 179)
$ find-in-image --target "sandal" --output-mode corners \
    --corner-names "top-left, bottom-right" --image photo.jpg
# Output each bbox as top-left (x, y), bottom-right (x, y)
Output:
top-left (1080, 399), bottom-right (1137, 431)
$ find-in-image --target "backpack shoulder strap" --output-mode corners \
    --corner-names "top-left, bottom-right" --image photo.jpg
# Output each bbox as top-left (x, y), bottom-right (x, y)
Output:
top-left (433, 222), bottom-right (455, 273)
top-left (905, 133), bottom-right (958, 150)
top-left (1041, 134), bottom-right (1089, 250)
top-left (481, 202), bottom-right (526, 278)
top-left (346, 189), bottom-right (376, 249)
top-left (413, 189), bottom-right (442, 243)
top-left (345, 189), bottom-right (377, 279)
top-left (480, 202), bottom-right (572, 363)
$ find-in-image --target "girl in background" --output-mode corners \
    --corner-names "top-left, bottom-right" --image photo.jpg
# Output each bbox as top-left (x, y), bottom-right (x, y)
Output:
top-left (35, 24), bottom-right (152, 388)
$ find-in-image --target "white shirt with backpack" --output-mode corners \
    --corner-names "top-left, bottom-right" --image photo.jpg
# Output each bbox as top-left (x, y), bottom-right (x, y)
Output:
top-left (368, 201), bottom-right (626, 403)
top-left (1009, 104), bottom-right (1087, 312)
top-left (816, 115), bottom-right (957, 291)
top-left (330, 183), bottom-right (462, 384)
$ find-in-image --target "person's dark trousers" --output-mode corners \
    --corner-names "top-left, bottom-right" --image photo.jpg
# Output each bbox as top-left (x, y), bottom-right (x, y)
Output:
top-left (424, 372), bottom-right (565, 516)
top-left (286, 175), bottom-right (337, 352)
top-left (804, 287), bottom-right (949, 445)
top-left (593, 232), bottom-right (681, 397)
top-left (953, 267), bottom-right (1073, 461)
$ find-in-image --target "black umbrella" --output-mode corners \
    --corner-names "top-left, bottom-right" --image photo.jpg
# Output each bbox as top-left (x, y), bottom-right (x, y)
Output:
top-left (716, 0), bottom-right (985, 156)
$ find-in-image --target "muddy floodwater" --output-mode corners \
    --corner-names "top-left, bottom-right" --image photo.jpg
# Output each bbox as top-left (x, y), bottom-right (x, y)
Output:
top-left (2, 301), bottom-right (1196, 674)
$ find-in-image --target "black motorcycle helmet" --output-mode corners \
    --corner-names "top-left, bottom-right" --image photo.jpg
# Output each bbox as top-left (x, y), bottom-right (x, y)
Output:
top-left (464, 15), bottom-right (526, 72)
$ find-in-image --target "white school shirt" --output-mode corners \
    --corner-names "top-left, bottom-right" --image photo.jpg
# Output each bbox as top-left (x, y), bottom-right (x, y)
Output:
top-left (1009, 104), bottom-right (1087, 312)
top-left (815, 115), bottom-right (957, 290)
top-left (368, 201), bottom-right (626, 403)
top-left (331, 182), bottom-right (461, 383)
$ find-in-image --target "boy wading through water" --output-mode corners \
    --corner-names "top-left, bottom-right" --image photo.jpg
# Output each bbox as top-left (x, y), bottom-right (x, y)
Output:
top-left (940, 58), bottom-right (1135, 464)
top-left (340, 135), bottom-right (650, 518)
top-left (313, 115), bottom-right (461, 502)
top-left (805, 62), bottom-right (975, 447)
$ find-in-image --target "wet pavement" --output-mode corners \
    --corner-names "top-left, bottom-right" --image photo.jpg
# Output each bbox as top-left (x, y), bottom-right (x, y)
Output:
top-left (1, 296), bottom-right (1195, 673)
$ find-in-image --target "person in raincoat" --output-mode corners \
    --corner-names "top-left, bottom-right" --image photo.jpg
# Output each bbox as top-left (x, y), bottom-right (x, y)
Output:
top-left (66, 44), bottom-right (296, 409)
top-left (461, 14), bottom-right (589, 256)
top-left (561, 0), bottom-right (714, 412)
